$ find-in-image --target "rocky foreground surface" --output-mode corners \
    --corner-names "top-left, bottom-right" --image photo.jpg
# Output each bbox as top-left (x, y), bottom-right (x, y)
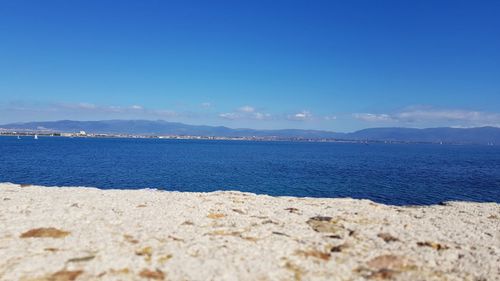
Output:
top-left (0, 183), bottom-right (498, 281)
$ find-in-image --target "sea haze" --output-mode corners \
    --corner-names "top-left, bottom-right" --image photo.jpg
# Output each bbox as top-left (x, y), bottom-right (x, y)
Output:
top-left (1, 136), bottom-right (499, 205)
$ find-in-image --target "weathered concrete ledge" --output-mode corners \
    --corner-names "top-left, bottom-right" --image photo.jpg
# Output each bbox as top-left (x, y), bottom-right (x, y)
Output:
top-left (0, 183), bottom-right (498, 281)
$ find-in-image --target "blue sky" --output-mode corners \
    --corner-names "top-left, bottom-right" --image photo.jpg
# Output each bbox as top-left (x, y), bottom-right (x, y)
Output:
top-left (1, 0), bottom-right (499, 132)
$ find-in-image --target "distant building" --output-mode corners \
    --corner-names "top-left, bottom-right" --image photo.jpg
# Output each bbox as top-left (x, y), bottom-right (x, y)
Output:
top-left (79, 131), bottom-right (87, 136)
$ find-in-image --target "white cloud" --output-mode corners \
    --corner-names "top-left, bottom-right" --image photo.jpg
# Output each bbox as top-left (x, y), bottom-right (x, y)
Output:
top-left (49, 102), bottom-right (180, 118)
top-left (218, 112), bottom-right (239, 120)
top-left (61, 102), bottom-right (98, 110)
top-left (78, 102), bottom-right (97, 109)
top-left (130, 105), bottom-right (143, 110)
top-left (152, 109), bottom-right (177, 117)
top-left (324, 115), bottom-right (337, 121)
top-left (238, 105), bottom-right (255, 113)
top-left (288, 110), bottom-right (313, 121)
top-left (107, 105), bottom-right (123, 112)
top-left (253, 112), bottom-right (271, 120)
top-left (395, 109), bottom-right (487, 122)
top-left (353, 113), bottom-right (394, 122)
top-left (218, 106), bottom-right (271, 121)
top-left (201, 102), bottom-right (212, 108)
top-left (354, 107), bottom-right (500, 126)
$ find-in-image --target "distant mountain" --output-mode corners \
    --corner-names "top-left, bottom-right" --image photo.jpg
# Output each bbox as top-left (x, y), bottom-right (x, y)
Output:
top-left (348, 127), bottom-right (500, 144)
top-left (1, 120), bottom-right (499, 144)
top-left (0, 120), bottom-right (344, 138)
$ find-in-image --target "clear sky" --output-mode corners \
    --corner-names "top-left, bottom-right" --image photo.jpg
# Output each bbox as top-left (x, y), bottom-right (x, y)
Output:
top-left (1, 0), bottom-right (499, 132)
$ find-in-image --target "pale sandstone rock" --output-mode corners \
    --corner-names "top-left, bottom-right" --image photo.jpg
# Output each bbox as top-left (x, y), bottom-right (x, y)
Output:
top-left (0, 183), bottom-right (498, 281)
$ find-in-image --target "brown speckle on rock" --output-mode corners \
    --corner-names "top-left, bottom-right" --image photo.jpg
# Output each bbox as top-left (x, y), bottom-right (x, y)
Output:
top-left (306, 216), bottom-right (344, 233)
top-left (207, 213), bottom-right (225, 219)
top-left (262, 219), bottom-right (278, 225)
top-left (158, 254), bottom-right (173, 264)
top-left (136, 246), bottom-right (153, 261)
top-left (109, 268), bottom-right (131, 275)
top-left (251, 215), bottom-right (268, 219)
top-left (367, 254), bottom-right (412, 271)
top-left (168, 235), bottom-right (184, 242)
top-left (44, 247), bottom-right (59, 252)
top-left (67, 255), bottom-right (95, 263)
top-left (272, 231), bottom-right (290, 237)
top-left (330, 243), bottom-right (348, 253)
top-left (309, 216), bottom-right (333, 221)
top-left (285, 207), bottom-right (300, 214)
top-left (206, 230), bottom-right (242, 237)
top-left (241, 235), bottom-right (259, 242)
top-left (377, 233), bottom-right (399, 243)
top-left (20, 227), bottom-right (70, 238)
top-left (417, 241), bottom-right (449, 250)
top-left (284, 261), bottom-right (303, 281)
top-left (232, 208), bottom-right (246, 214)
top-left (124, 234), bottom-right (139, 244)
top-left (295, 249), bottom-right (331, 261)
top-left (45, 270), bottom-right (84, 281)
top-left (139, 269), bottom-right (165, 280)
top-left (368, 268), bottom-right (398, 280)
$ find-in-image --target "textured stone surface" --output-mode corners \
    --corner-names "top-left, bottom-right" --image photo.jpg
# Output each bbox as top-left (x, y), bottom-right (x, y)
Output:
top-left (0, 183), bottom-right (498, 280)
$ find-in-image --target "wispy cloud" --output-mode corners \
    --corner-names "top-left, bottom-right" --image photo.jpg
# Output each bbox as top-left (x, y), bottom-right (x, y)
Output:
top-left (253, 112), bottom-right (271, 120)
top-left (219, 105), bottom-right (271, 121)
top-left (287, 110), bottom-right (313, 121)
top-left (73, 102), bottom-right (97, 110)
top-left (396, 109), bottom-right (497, 123)
top-left (353, 107), bottom-right (500, 126)
top-left (201, 102), bottom-right (212, 109)
top-left (238, 105), bottom-right (255, 113)
top-left (5, 100), bottom-right (498, 129)
top-left (7, 102), bottom-right (179, 118)
top-left (130, 105), bottom-right (143, 110)
top-left (59, 102), bottom-right (166, 114)
top-left (324, 115), bottom-right (337, 121)
top-left (218, 112), bottom-right (239, 120)
top-left (151, 109), bottom-right (177, 117)
top-left (353, 113), bottom-right (394, 122)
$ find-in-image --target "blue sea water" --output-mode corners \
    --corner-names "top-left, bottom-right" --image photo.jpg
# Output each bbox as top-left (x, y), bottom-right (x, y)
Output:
top-left (0, 136), bottom-right (499, 205)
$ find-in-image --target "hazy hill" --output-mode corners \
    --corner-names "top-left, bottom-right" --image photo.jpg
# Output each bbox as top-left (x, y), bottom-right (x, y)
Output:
top-left (0, 120), bottom-right (343, 138)
top-left (1, 120), bottom-right (499, 144)
top-left (348, 127), bottom-right (500, 144)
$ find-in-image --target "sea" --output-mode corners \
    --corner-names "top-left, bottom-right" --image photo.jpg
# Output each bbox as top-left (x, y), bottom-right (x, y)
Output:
top-left (1, 136), bottom-right (499, 205)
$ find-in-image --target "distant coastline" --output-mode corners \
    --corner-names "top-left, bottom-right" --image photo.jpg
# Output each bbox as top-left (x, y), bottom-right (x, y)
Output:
top-left (0, 131), bottom-right (438, 145)
top-left (1, 119), bottom-right (499, 145)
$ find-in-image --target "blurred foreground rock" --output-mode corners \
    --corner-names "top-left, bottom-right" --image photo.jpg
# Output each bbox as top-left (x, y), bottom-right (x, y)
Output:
top-left (0, 183), bottom-right (498, 281)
